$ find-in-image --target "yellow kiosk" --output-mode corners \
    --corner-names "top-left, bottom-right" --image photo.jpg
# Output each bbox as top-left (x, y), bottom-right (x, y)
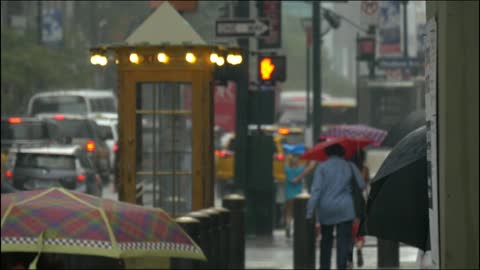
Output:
top-left (90, 2), bottom-right (241, 217)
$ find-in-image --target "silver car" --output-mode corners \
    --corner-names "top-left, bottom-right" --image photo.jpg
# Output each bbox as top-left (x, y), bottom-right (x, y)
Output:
top-left (6, 145), bottom-right (102, 196)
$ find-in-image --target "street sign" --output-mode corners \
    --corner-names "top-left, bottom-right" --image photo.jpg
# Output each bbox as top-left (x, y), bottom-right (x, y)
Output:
top-left (376, 57), bottom-right (422, 69)
top-left (360, 0), bottom-right (380, 28)
top-left (216, 19), bottom-right (270, 37)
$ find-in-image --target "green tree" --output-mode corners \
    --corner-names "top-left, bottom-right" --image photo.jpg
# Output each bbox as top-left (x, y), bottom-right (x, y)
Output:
top-left (1, 29), bottom-right (94, 115)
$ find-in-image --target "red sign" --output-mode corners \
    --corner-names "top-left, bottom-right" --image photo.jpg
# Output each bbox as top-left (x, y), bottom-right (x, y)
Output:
top-left (214, 81), bottom-right (237, 132)
top-left (149, 1), bottom-right (197, 11)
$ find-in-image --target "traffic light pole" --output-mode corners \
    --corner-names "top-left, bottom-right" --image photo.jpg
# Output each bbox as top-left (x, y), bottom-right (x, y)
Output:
top-left (312, 1), bottom-right (322, 142)
top-left (234, 1), bottom-right (250, 193)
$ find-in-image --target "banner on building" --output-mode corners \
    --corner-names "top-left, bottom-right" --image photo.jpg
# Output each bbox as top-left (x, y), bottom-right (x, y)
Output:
top-left (425, 17), bottom-right (439, 269)
top-left (258, 0), bottom-right (282, 50)
top-left (377, 0), bottom-right (401, 56)
top-left (41, 2), bottom-right (64, 48)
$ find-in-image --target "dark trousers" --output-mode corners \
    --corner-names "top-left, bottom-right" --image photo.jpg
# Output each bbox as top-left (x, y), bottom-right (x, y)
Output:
top-left (319, 220), bottom-right (353, 269)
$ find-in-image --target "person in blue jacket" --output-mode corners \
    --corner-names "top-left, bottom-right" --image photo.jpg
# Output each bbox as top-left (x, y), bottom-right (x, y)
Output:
top-left (304, 143), bottom-right (366, 270)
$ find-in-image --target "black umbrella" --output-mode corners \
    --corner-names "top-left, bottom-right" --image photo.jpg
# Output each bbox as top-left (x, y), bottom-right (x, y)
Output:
top-left (364, 125), bottom-right (430, 250)
top-left (382, 110), bottom-right (426, 147)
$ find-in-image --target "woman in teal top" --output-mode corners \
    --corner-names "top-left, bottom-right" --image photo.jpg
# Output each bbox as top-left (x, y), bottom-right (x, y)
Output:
top-left (284, 154), bottom-right (305, 238)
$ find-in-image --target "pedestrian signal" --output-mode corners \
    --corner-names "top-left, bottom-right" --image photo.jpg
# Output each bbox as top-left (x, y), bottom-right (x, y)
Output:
top-left (258, 55), bottom-right (286, 82)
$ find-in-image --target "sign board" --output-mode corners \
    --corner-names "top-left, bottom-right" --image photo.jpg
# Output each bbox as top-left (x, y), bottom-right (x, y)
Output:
top-left (258, 0), bottom-right (282, 49)
top-left (41, 7), bottom-right (64, 48)
top-left (360, 0), bottom-right (380, 28)
top-left (378, 1), bottom-right (401, 56)
top-left (357, 37), bottom-right (376, 61)
top-left (376, 57), bottom-right (422, 69)
top-left (216, 19), bottom-right (270, 37)
top-left (424, 17), bottom-right (439, 269)
top-left (214, 81), bottom-right (237, 132)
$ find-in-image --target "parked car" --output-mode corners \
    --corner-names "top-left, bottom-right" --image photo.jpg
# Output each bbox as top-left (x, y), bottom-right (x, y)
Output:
top-left (5, 145), bottom-right (102, 196)
top-left (27, 89), bottom-right (118, 121)
top-left (1, 116), bottom-right (60, 153)
top-left (95, 119), bottom-right (118, 171)
top-left (36, 114), bottom-right (111, 183)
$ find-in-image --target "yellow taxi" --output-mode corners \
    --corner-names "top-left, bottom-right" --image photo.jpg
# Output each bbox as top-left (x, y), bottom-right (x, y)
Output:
top-left (215, 127), bottom-right (305, 183)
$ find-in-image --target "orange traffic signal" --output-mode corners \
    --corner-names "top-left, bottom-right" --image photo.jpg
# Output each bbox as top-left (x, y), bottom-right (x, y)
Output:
top-left (258, 55), bottom-right (286, 82)
top-left (260, 57), bottom-right (276, 80)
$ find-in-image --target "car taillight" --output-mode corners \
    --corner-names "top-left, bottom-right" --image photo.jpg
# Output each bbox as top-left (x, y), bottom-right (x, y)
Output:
top-left (86, 140), bottom-right (96, 152)
top-left (113, 143), bottom-right (118, 152)
top-left (8, 117), bottom-right (22, 124)
top-left (275, 153), bottom-right (285, 161)
top-left (215, 150), bottom-right (232, 158)
top-left (5, 170), bottom-right (13, 179)
top-left (76, 174), bottom-right (86, 182)
top-left (54, 114), bottom-right (65, 120)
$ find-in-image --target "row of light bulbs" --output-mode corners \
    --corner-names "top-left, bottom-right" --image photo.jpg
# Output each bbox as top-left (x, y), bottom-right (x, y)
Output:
top-left (91, 52), bottom-right (242, 66)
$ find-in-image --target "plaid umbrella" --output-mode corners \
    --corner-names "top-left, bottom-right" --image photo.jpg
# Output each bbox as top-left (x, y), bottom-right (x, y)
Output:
top-left (1, 188), bottom-right (205, 261)
top-left (322, 124), bottom-right (387, 146)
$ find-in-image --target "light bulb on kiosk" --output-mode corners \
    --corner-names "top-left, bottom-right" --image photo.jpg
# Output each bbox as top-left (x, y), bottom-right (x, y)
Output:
top-left (210, 53), bottom-right (219, 64)
top-left (129, 53), bottom-right (140, 64)
top-left (157, 52), bottom-right (169, 63)
top-left (90, 54), bottom-right (101, 65)
top-left (185, 52), bottom-right (196, 64)
top-left (216, 56), bottom-right (225, 66)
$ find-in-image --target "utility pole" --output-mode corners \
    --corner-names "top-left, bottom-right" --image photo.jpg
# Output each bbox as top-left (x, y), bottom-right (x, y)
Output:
top-left (312, 1), bottom-right (322, 142)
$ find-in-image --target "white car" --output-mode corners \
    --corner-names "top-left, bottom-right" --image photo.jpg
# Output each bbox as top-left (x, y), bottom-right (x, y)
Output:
top-left (27, 89), bottom-right (118, 120)
top-left (95, 119), bottom-right (118, 171)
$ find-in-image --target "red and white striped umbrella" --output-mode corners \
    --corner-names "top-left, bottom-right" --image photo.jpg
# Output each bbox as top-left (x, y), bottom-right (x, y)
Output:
top-left (321, 124), bottom-right (387, 146)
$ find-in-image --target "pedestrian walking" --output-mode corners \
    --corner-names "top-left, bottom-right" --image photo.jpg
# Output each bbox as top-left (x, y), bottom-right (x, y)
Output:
top-left (284, 154), bottom-right (305, 238)
top-left (304, 144), bottom-right (366, 270)
top-left (347, 149), bottom-right (370, 268)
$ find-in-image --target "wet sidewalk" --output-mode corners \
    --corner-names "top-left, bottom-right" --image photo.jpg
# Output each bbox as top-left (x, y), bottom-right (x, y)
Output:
top-left (245, 229), bottom-right (419, 269)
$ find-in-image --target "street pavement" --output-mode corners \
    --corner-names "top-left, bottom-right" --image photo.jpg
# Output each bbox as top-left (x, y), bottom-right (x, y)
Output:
top-left (246, 229), bottom-right (419, 269)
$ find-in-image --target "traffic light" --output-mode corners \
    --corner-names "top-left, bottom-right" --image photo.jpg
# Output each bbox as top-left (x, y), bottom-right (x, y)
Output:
top-left (257, 55), bottom-right (286, 82)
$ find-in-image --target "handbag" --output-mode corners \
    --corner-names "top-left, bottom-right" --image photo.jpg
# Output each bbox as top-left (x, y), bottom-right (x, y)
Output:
top-left (349, 163), bottom-right (366, 219)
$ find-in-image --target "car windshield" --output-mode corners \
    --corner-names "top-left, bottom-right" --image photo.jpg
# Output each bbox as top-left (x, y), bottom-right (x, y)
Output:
top-left (31, 96), bottom-right (87, 115)
top-left (16, 153), bottom-right (76, 170)
top-left (54, 120), bottom-right (94, 138)
top-left (90, 97), bottom-right (117, 113)
top-left (98, 125), bottom-right (113, 140)
top-left (1, 122), bottom-right (49, 141)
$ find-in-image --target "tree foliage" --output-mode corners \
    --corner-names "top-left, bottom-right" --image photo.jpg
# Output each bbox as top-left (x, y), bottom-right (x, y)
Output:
top-left (1, 29), bottom-right (94, 115)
